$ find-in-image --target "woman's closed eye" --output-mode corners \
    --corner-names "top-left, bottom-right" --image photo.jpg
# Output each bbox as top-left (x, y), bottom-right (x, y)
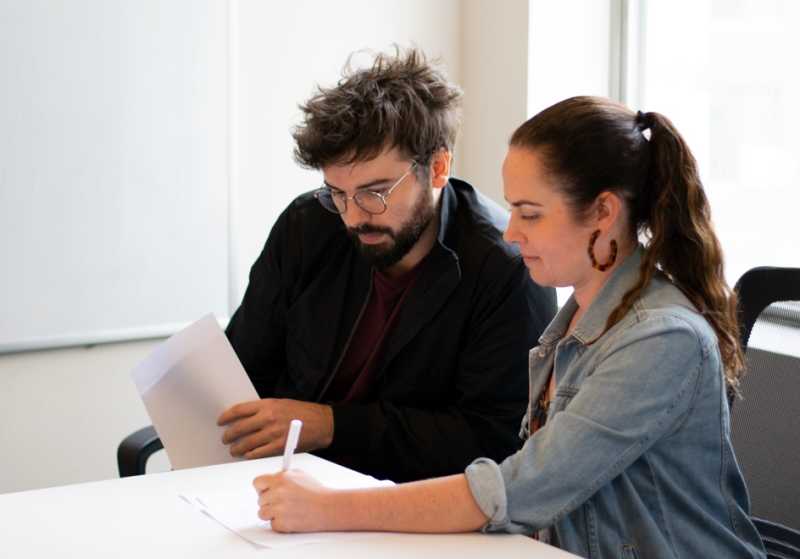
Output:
top-left (508, 202), bottom-right (543, 221)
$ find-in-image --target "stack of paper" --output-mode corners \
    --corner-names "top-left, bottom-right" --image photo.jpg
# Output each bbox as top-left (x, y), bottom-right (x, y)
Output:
top-left (178, 453), bottom-right (394, 549)
top-left (130, 314), bottom-right (260, 469)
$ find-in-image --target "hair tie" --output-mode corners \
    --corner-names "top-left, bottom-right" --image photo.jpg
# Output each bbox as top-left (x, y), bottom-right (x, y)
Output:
top-left (636, 110), bottom-right (652, 141)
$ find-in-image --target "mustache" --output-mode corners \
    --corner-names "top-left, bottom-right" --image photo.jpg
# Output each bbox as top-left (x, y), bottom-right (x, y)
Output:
top-left (347, 224), bottom-right (394, 236)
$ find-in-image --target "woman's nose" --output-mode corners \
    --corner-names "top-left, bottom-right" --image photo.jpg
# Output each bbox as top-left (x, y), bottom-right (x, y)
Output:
top-left (503, 215), bottom-right (524, 245)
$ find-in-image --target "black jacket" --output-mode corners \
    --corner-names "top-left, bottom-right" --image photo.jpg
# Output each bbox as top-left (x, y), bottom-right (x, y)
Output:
top-left (226, 179), bottom-right (556, 481)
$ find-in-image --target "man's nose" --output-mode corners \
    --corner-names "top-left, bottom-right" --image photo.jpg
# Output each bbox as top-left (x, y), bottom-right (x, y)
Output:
top-left (340, 199), bottom-right (371, 228)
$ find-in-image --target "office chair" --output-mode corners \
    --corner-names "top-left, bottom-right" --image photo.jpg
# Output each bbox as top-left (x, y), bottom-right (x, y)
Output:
top-left (731, 266), bottom-right (800, 559)
top-left (118, 425), bottom-right (162, 477)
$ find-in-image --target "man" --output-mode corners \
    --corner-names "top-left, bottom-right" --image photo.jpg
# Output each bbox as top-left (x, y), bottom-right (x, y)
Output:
top-left (218, 48), bottom-right (556, 482)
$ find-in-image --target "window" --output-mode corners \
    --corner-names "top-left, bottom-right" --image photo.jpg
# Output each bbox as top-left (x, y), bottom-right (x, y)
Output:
top-left (634, 0), bottom-right (800, 285)
top-left (636, 0), bottom-right (800, 351)
top-left (529, 0), bottom-right (799, 309)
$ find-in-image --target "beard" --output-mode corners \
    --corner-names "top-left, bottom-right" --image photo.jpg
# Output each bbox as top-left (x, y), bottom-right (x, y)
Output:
top-left (346, 188), bottom-right (437, 270)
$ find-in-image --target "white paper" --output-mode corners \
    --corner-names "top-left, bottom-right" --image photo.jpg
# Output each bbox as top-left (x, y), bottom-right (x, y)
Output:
top-left (181, 453), bottom-right (394, 549)
top-left (130, 314), bottom-right (259, 469)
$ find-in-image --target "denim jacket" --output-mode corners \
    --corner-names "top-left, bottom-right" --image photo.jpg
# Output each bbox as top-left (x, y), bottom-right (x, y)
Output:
top-left (465, 247), bottom-right (766, 558)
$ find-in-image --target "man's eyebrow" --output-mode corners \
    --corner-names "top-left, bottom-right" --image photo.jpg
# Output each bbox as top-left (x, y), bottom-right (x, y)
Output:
top-left (323, 178), bottom-right (394, 192)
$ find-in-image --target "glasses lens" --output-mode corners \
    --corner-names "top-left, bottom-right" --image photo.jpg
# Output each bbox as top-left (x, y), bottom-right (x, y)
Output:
top-left (316, 189), bottom-right (344, 214)
top-left (354, 191), bottom-right (386, 215)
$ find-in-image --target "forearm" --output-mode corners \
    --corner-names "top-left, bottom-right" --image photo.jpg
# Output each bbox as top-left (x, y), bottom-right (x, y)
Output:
top-left (325, 474), bottom-right (488, 533)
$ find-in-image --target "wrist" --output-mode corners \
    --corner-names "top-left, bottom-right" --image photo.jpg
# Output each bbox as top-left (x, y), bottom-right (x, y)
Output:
top-left (323, 489), bottom-right (362, 531)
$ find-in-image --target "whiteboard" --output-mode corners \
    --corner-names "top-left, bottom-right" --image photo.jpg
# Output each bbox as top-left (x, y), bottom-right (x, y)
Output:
top-left (0, 0), bottom-right (230, 353)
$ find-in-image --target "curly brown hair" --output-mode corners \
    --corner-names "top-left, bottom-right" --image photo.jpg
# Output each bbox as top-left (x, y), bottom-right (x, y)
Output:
top-left (510, 96), bottom-right (745, 390)
top-left (292, 46), bottom-right (462, 171)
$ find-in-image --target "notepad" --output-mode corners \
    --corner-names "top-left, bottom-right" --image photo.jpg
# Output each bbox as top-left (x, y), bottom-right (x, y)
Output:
top-left (130, 314), bottom-right (260, 469)
top-left (178, 453), bottom-right (394, 549)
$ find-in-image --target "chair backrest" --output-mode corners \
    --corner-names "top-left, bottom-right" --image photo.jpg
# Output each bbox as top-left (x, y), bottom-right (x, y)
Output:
top-left (730, 267), bottom-right (800, 541)
top-left (736, 267), bottom-right (800, 351)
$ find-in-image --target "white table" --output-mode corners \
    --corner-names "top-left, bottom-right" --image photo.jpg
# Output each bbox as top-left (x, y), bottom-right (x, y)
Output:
top-left (0, 455), bottom-right (578, 558)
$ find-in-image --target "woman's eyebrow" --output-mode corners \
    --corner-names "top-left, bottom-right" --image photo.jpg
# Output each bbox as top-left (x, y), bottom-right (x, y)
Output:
top-left (506, 199), bottom-right (543, 207)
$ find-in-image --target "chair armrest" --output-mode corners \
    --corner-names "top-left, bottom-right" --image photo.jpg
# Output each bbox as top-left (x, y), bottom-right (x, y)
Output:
top-left (117, 425), bottom-right (163, 477)
top-left (753, 516), bottom-right (800, 558)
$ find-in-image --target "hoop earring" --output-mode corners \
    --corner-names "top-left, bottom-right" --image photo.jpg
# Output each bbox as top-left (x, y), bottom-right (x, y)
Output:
top-left (588, 230), bottom-right (618, 272)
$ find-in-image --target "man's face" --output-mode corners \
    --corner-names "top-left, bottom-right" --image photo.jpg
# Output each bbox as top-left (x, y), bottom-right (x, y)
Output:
top-left (321, 148), bottom-right (436, 270)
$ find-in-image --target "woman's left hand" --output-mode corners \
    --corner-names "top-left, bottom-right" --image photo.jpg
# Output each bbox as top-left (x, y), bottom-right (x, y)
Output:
top-left (253, 469), bottom-right (336, 533)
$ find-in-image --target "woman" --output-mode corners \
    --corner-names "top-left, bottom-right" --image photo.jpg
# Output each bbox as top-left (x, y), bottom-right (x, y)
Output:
top-left (252, 96), bottom-right (767, 558)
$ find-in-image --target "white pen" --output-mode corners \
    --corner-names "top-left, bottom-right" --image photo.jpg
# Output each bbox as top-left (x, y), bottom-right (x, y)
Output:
top-left (282, 419), bottom-right (303, 471)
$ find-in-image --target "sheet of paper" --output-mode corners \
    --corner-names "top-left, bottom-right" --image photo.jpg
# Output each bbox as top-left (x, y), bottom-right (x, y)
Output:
top-left (130, 314), bottom-right (259, 470)
top-left (181, 453), bottom-right (394, 549)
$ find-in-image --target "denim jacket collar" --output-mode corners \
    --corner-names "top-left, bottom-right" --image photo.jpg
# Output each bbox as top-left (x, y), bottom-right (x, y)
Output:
top-left (539, 245), bottom-right (644, 347)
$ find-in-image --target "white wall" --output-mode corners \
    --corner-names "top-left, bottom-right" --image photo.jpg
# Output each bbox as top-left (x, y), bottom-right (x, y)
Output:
top-left (527, 0), bottom-right (611, 115)
top-left (458, 0), bottom-right (530, 205)
top-left (232, 0), bottom-right (462, 301)
top-left (1, 0), bottom-right (471, 495)
top-left (0, 339), bottom-right (169, 493)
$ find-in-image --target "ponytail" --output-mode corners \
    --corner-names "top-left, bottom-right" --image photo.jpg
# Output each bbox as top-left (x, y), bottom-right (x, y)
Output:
top-left (608, 111), bottom-right (745, 390)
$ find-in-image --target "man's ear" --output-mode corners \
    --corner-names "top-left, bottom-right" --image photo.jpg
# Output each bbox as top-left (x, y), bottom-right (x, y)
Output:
top-left (429, 149), bottom-right (452, 189)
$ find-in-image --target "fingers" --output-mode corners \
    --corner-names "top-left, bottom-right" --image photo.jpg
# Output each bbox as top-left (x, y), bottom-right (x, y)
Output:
top-left (244, 441), bottom-right (284, 459)
top-left (253, 473), bottom-right (275, 492)
top-left (253, 470), bottom-right (304, 488)
top-left (254, 474), bottom-right (280, 525)
top-left (217, 400), bottom-right (261, 426)
top-left (252, 472), bottom-right (319, 534)
top-left (257, 500), bottom-right (292, 532)
top-left (257, 505), bottom-right (274, 522)
top-left (220, 399), bottom-right (292, 458)
top-left (258, 505), bottom-right (291, 533)
top-left (222, 413), bottom-right (266, 445)
top-left (229, 429), bottom-right (275, 457)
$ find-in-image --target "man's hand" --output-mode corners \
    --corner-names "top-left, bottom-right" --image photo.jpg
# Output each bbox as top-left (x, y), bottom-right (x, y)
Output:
top-left (218, 399), bottom-right (334, 459)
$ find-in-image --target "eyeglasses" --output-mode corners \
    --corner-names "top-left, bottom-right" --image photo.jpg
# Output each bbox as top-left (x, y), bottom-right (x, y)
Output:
top-left (314, 162), bottom-right (418, 215)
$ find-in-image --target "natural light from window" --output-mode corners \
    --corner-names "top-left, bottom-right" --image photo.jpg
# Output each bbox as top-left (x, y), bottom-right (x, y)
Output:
top-left (529, 0), bottom-right (799, 307)
top-left (639, 0), bottom-right (800, 286)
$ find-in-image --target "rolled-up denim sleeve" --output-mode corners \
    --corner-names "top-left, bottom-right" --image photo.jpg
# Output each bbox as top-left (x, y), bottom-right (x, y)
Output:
top-left (465, 447), bottom-right (538, 534)
top-left (465, 313), bottom-right (710, 533)
top-left (465, 458), bottom-right (515, 532)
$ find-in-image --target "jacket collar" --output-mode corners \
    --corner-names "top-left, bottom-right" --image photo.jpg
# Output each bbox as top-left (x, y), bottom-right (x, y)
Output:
top-left (434, 181), bottom-right (462, 266)
top-left (539, 245), bottom-right (644, 346)
top-left (370, 181), bottom-right (473, 376)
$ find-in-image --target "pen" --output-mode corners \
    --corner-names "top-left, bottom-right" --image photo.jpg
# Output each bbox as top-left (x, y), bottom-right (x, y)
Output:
top-left (282, 419), bottom-right (303, 471)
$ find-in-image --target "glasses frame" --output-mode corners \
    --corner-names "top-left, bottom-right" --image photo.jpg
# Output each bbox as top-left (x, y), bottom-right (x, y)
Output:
top-left (314, 161), bottom-right (418, 215)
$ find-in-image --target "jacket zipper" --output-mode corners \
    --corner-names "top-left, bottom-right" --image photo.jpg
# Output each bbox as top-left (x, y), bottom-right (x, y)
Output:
top-left (315, 272), bottom-right (374, 402)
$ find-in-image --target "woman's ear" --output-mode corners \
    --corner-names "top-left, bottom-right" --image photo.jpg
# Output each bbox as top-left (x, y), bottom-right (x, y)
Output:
top-left (429, 149), bottom-right (452, 189)
top-left (594, 190), bottom-right (625, 231)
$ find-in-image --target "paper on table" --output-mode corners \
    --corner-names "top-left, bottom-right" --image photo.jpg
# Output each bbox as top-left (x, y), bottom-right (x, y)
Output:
top-left (181, 453), bottom-right (394, 549)
top-left (183, 492), bottom-right (386, 549)
top-left (130, 314), bottom-right (259, 470)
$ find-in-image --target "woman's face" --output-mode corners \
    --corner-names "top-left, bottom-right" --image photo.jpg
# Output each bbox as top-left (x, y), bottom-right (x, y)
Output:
top-left (502, 146), bottom-right (595, 289)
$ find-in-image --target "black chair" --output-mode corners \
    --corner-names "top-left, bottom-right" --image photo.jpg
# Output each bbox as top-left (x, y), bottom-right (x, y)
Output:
top-left (117, 425), bottom-right (161, 477)
top-left (731, 267), bottom-right (800, 558)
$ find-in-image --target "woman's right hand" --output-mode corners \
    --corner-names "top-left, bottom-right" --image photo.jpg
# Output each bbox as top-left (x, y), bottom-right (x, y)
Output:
top-left (253, 469), bottom-right (337, 533)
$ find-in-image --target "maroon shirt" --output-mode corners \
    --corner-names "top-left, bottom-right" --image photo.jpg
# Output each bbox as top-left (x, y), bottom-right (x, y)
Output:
top-left (324, 264), bottom-right (423, 403)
